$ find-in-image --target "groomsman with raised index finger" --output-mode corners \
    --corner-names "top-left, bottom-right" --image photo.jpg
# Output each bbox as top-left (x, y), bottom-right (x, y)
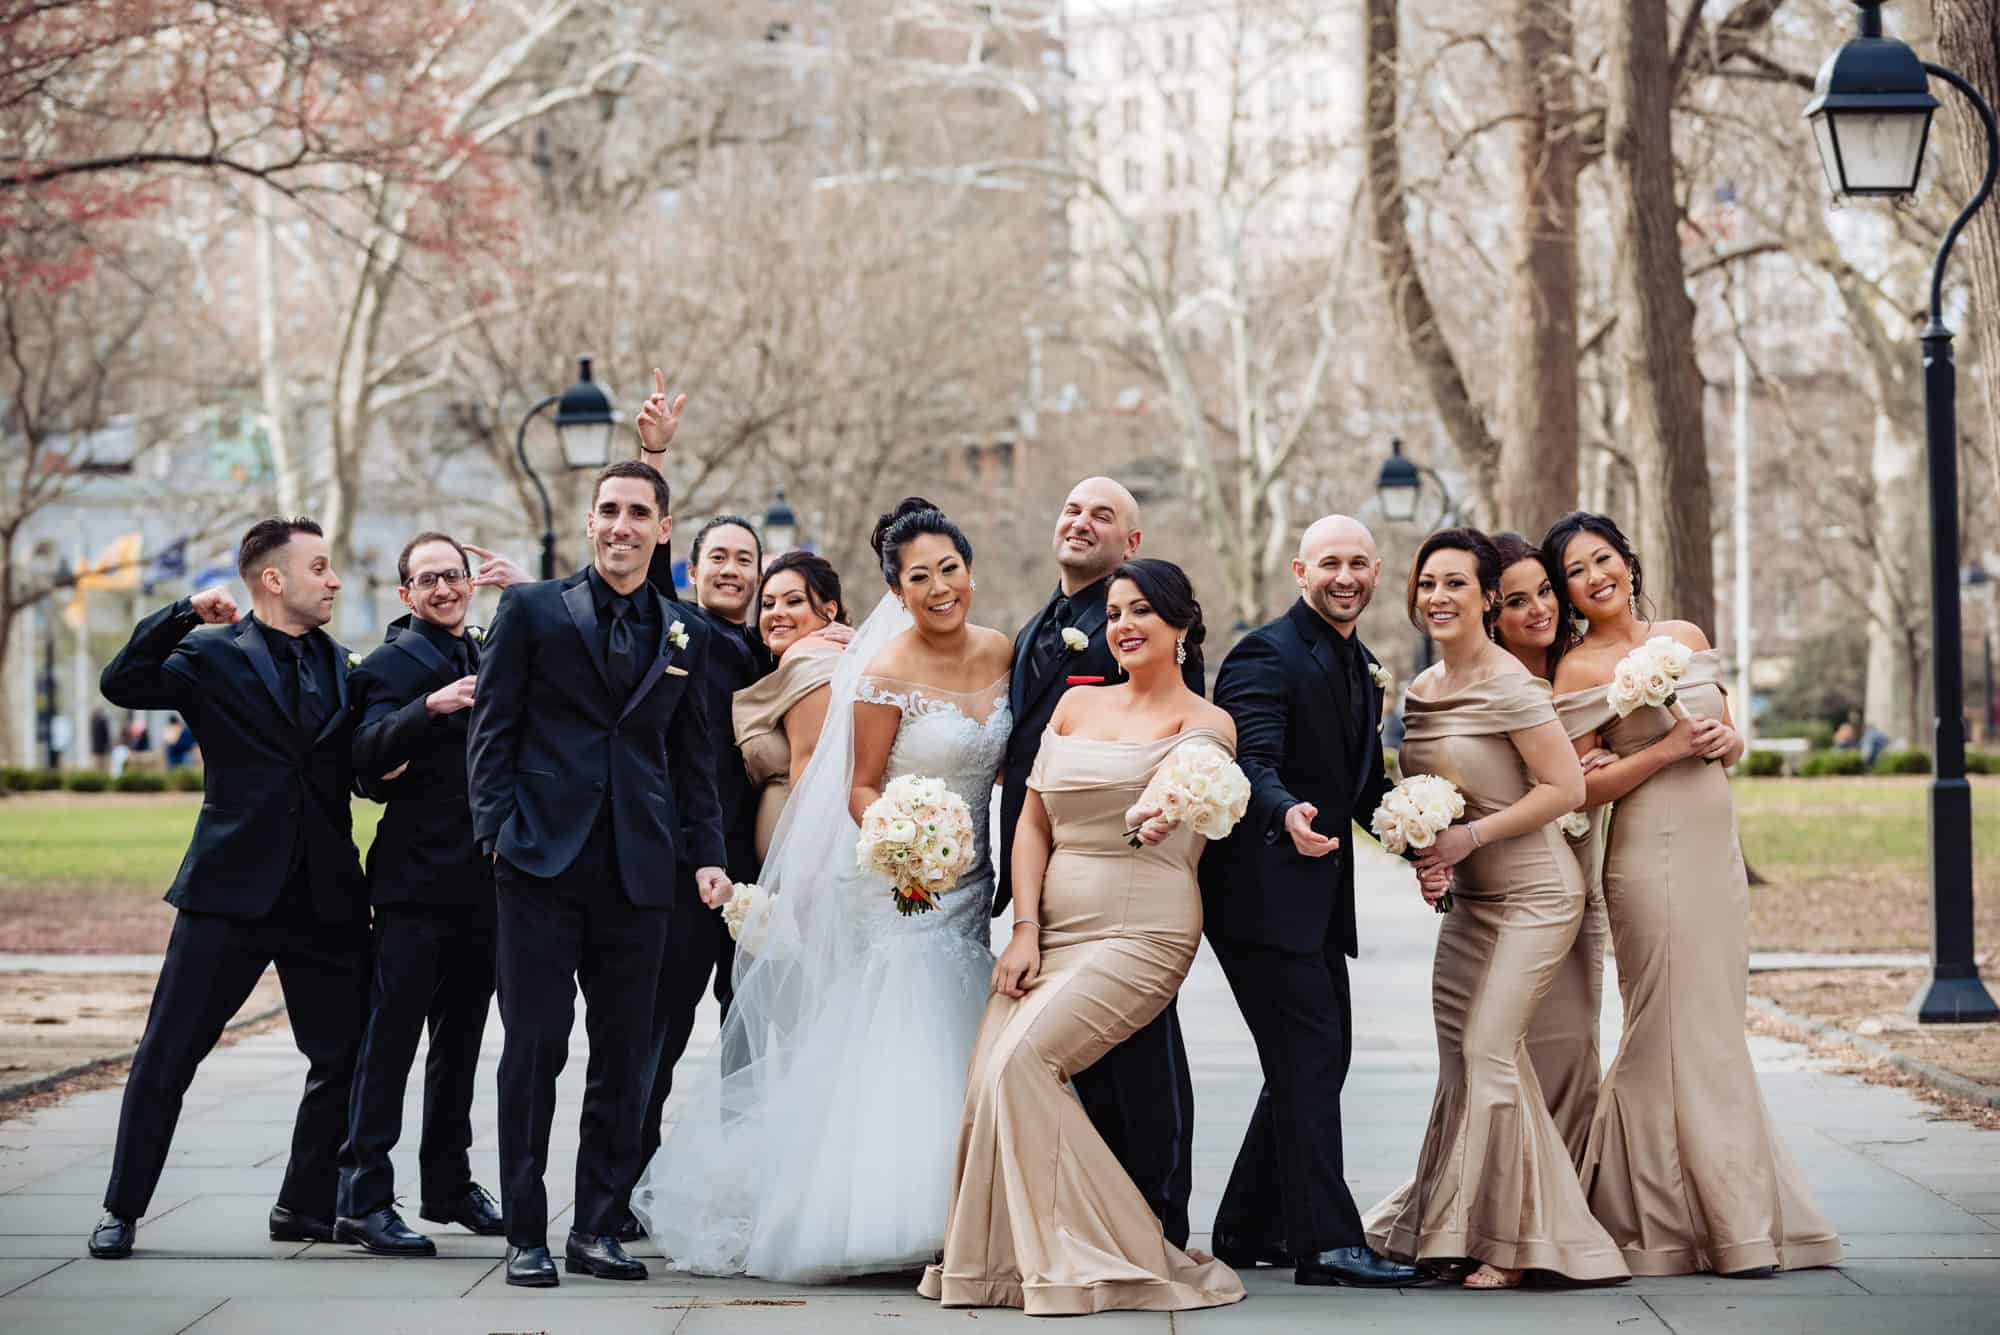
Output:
top-left (468, 459), bottom-right (728, 1289)
top-left (89, 518), bottom-right (371, 1260)
top-left (332, 532), bottom-right (530, 1256)
top-left (995, 475), bottom-right (1202, 1249)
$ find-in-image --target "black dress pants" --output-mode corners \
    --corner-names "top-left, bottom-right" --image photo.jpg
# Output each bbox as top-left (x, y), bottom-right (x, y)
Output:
top-left (637, 883), bottom-right (736, 1167)
top-left (103, 900), bottom-right (371, 1220)
top-left (1069, 998), bottom-right (1195, 1248)
top-left (494, 832), bottom-right (669, 1248)
top-left (337, 899), bottom-right (496, 1217)
top-left (1208, 932), bottom-right (1364, 1257)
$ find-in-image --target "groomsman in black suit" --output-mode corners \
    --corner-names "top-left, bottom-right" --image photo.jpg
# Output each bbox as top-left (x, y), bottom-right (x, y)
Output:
top-left (89, 518), bottom-right (371, 1259)
top-left (1199, 514), bottom-right (1429, 1288)
top-left (996, 475), bottom-right (1201, 1249)
top-left (332, 532), bottom-right (526, 1255)
top-left (468, 459), bottom-right (728, 1288)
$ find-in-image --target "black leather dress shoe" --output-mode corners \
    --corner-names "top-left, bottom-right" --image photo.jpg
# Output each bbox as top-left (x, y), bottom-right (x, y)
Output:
top-left (419, 1183), bottom-right (504, 1236)
top-left (88, 1212), bottom-right (135, 1259)
top-left (1722, 1264), bottom-right (1779, 1279)
top-left (334, 1206), bottom-right (437, 1257)
top-left (1210, 1231), bottom-right (1290, 1268)
top-left (506, 1244), bottom-right (560, 1288)
top-left (268, 1204), bottom-right (337, 1243)
top-left (613, 1211), bottom-right (647, 1244)
top-left (564, 1230), bottom-right (648, 1280)
top-left (1294, 1245), bottom-right (1424, 1287)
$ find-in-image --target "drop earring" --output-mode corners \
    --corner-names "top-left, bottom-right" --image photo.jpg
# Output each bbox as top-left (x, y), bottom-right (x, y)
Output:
top-left (1175, 636), bottom-right (1187, 666)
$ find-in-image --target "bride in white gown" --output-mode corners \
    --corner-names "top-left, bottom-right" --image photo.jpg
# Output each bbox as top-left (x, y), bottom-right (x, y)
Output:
top-left (634, 498), bottom-right (1014, 1281)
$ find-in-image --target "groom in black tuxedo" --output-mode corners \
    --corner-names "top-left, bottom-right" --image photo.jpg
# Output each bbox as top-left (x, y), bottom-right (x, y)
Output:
top-left (468, 460), bottom-right (728, 1288)
top-left (333, 532), bottom-right (523, 1256)
top-left (1199, 514), bottom-right (1425, 1288)
top-left (89, 518), bottom-right (371, 1260)
top-left (997, 475), bottom-right (1201, 1249)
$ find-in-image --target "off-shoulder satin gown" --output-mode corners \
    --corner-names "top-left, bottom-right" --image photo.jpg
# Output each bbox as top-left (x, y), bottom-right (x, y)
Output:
top-left (919, 728), bottom-right (1246, 1315)
top-left (1530, 698), bottom-right (1612, 1165)
top-left (1363, 672), bottom-right (1628, 1282)
top-left (731, 639), bottom-right (840, 862)
top-left (1561, 649), bottom-right (1841, 1275)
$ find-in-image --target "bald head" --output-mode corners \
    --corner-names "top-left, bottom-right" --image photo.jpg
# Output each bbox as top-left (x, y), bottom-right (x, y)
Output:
top-left (1294, 514), bottom-right (1381, 633)
top-left (1053, 476), bottom-right (1142, 593)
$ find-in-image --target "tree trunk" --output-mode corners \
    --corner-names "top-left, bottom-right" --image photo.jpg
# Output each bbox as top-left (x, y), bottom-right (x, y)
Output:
top-left (1497, 0), bottom-right (1580, 536)
top-left (1932, 0), bottom-right (2000, 506)
top-left (1362, 0), bottom-right (1501, 514)
top-left (1605, 0), bottom-right (1715, 633)
top-left (1865, 404), bottom-right (1932, 747)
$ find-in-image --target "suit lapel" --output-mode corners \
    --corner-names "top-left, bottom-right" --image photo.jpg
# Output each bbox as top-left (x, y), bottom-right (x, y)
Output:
top-left (562, 577), bottom-right (614, 696)
top-left (1351, 638), bottom-right (1384, 806)
top-left (1023, 588), bottom-right (1108, 719)
top-left (1011, 598), bottom-right (1055, 720)
top-left (618, 608), bottom-right (675, 723)
top-left (235, 619), bottom-right (296, 727)
top-left (314, 635), bottom-right (353, 747)
top-left (389, 620), bottom-right (457, 686)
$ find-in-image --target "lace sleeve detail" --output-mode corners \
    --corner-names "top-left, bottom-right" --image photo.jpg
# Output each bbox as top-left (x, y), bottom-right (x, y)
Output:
top-left (854, 675), bottom-right (914, 713)
top-left (853, 673), bottom-right (1010, 726)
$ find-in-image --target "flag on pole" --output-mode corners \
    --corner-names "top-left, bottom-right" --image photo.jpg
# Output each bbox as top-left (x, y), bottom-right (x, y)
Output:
top-left (63, 533), bottom-right (143, 630)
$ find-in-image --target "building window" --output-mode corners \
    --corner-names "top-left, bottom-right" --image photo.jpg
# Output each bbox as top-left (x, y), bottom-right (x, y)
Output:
top-left (1162, 32), bottom-right (1177, 70)
top-left (1306, 67), bottom-right (1330, 107)
top-left (1123, 97), bottom-right (1142, 135)
top-left (1165, 153), bottom-right (1176, 189)
top-left (1122, 37), bottom-right (1142, 75)
top-left (1269, 75), bottom-right (1292, 116)
top-left (1124, 160), bottom-right (1144, 192)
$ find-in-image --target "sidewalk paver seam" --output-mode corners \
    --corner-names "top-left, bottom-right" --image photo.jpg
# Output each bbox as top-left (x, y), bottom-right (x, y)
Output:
top-left (174, 1298), bottom-right (229, 1334)
top-left (0, 1256), bottom-right (66, 1299)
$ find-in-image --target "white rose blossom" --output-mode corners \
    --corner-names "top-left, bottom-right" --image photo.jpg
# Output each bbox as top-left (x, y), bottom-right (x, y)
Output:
top-left (1061, 627), bottom-right (1089, 653)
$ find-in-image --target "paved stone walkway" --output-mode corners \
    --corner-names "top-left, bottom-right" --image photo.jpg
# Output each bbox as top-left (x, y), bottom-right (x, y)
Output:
top-left (2, 844), bottom-right (1995, 1332)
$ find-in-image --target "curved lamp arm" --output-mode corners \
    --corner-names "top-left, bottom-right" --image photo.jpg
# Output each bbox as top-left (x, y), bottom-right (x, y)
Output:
top-left (1923, 62), bottom-right (1999, 333)
top-left (514, 392), bottom-right (561, 579)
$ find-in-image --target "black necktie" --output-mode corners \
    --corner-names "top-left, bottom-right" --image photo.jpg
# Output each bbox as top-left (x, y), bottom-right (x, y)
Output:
top-left (606, 595), bottom-right (639, 701)
top-left (1032, 596), bottom-right (1075, 685)
top-left (1343, 639), bottom-right (1369, 735)
top-left (279, 634), bottom-right (331, 738)
top-left (450, 634), bottom-right (472, 678)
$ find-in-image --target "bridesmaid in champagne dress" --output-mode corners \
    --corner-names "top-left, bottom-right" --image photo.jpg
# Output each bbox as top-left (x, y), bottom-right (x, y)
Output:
top-left (730, 553), bottom-right (845, 861)
top-left (920, 560), bottom-right (1245, 1316)
top-left (1491, 533), bottom-right (1610, 1162)
top-left (1363, 530), bottom-right (1627, 1289)
top-left (1546, 512), bottom-right (1841, 1276)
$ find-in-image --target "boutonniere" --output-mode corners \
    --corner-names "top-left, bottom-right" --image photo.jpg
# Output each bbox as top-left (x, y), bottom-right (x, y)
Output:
top-left (667, 620), bottom-right (690, 652)
top-left (345, 652), bottom-right (361, 669)
top-left (1368, 662), bottom-right (1390, 689)
top-left (1060, 627), bottom-right (1089, 653)
top-left (468, 625), bottom-right (486, 644)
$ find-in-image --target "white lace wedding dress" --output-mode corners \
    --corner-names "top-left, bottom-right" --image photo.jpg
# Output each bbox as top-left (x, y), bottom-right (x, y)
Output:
top-left (633, 592), bottom-right (1010, 1281)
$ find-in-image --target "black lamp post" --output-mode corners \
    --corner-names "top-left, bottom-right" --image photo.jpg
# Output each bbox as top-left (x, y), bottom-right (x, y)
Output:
top-left (1807, 0), bottom-right (1998, 1023)
top-left (515, 356), bottom-right (617, 579)
top-left (1375, 437), bottom-right (1461, 672)
top-left (29, 544), bottom-right (69, 769)
top-left (763, 489), bottom-right (799, 556)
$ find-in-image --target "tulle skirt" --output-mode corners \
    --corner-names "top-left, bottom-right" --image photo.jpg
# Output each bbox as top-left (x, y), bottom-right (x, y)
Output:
top-left (633, 876), bottom-right (994, 1281)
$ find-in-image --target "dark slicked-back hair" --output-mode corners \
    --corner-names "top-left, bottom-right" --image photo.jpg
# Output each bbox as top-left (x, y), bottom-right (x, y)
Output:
top-left (593, 459), bottom-right (671, 515)
top-left (1492, 530), bottom-right (1570, 679)
top-left (870, 496), bottom-right (971, 587)
top-left (397, 531), bottom-right (469, 586)
top-left (237, 517), bottom-right (324, 583)
top-left (1110, 558), bottom-right (1207, 679)
top-left (1540, 510), bottom-right (1650, 679)
top-left (756, 550), bottom-right (848, 644)
top-left (1404, 526), bottom-right (1502, 633)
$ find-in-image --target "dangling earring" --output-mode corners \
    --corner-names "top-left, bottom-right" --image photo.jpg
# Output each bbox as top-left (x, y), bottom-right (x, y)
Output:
top-left (970, 577), bottom-right (978, 590)
top-left (1175, 636), bottom-right (1187, 666)
top-left (1629, 588), bottom-right (1638, 615)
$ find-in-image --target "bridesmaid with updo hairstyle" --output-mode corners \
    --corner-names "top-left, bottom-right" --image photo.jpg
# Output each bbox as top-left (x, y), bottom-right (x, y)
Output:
top-left (1487, 531), bottom-right (1609, 1165)
top-left (1362, 528), bottom-right (1625, 1290)
top-left (1545, 511), bottom-right (1841, 1277)
top-left (731, 550), bottom-right (848, 862)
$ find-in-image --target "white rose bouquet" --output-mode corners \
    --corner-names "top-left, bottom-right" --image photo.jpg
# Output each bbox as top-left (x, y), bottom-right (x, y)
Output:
top-left (1609, 635), bottom-right (1713, 762)
top-left (1370, 774), bottom-right (1466, 912)
top-left (1122, 739), bottom-right (1251, 848)
top-left (856, 774), bottom-right (977, 916)
top-left (1557, 810), bottom-right (1593, 840)
top-left (721, 881), bottom-right (775, 951)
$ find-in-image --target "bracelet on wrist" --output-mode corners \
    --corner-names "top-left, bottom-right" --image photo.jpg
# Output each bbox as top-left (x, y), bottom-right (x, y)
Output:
top-left (639, 445), bottom-right (667, 454)
top-left (1013, 918), bottom-right (1040, 931)
top-left (1468, 821), bottom-right (1483, 848)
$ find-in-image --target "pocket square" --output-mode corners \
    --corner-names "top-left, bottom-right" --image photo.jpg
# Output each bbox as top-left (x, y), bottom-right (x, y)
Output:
top-left (665, 665), bottom-right (690, 677)
top-left (1066, 675), bottom-right (1106, 686)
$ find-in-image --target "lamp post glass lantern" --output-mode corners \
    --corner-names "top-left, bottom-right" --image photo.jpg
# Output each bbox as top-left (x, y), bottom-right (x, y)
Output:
top-left (1806, 0), bottom-right (1999, 1022)
top-left (1376, 438), bottom-right (1421, 525)
top-left (518, 355), bottom-right (617, 579)
top-left (764, 489), bottom-right (799, 555)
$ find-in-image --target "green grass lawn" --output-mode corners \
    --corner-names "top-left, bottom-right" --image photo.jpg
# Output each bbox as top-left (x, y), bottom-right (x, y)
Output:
top-left (0, 794), bottom-right (383, 894)
top-left (1732, 774), bottom-right (2000, 874)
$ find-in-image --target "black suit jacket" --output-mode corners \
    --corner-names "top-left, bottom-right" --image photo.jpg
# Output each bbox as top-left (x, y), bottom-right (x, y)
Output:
top-left (99, 600), bottom-right (368, 924)
top-left (645, 548), bottom-right (766, 885)
top-left (1198, 599), bottom-right (1391, 958)
top-left (466, 567), bottom-right (726, 907)
top-left (995, 582), bottom-right (1204, 916)
top-left (349, 614), bottom-right (488, 907)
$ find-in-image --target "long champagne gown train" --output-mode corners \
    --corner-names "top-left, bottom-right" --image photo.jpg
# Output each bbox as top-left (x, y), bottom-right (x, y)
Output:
top-left (1364, 672), bottom-right (1628, 1282)
top-left (1560, 648), bottom-right (1841, 1275)
top-left (918, 727), bottom-right (1246, 1315)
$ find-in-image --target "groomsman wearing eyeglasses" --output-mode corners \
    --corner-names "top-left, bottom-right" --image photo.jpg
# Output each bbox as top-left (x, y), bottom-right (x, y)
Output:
top-left (332, 532), bottom-right (528, 1255)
